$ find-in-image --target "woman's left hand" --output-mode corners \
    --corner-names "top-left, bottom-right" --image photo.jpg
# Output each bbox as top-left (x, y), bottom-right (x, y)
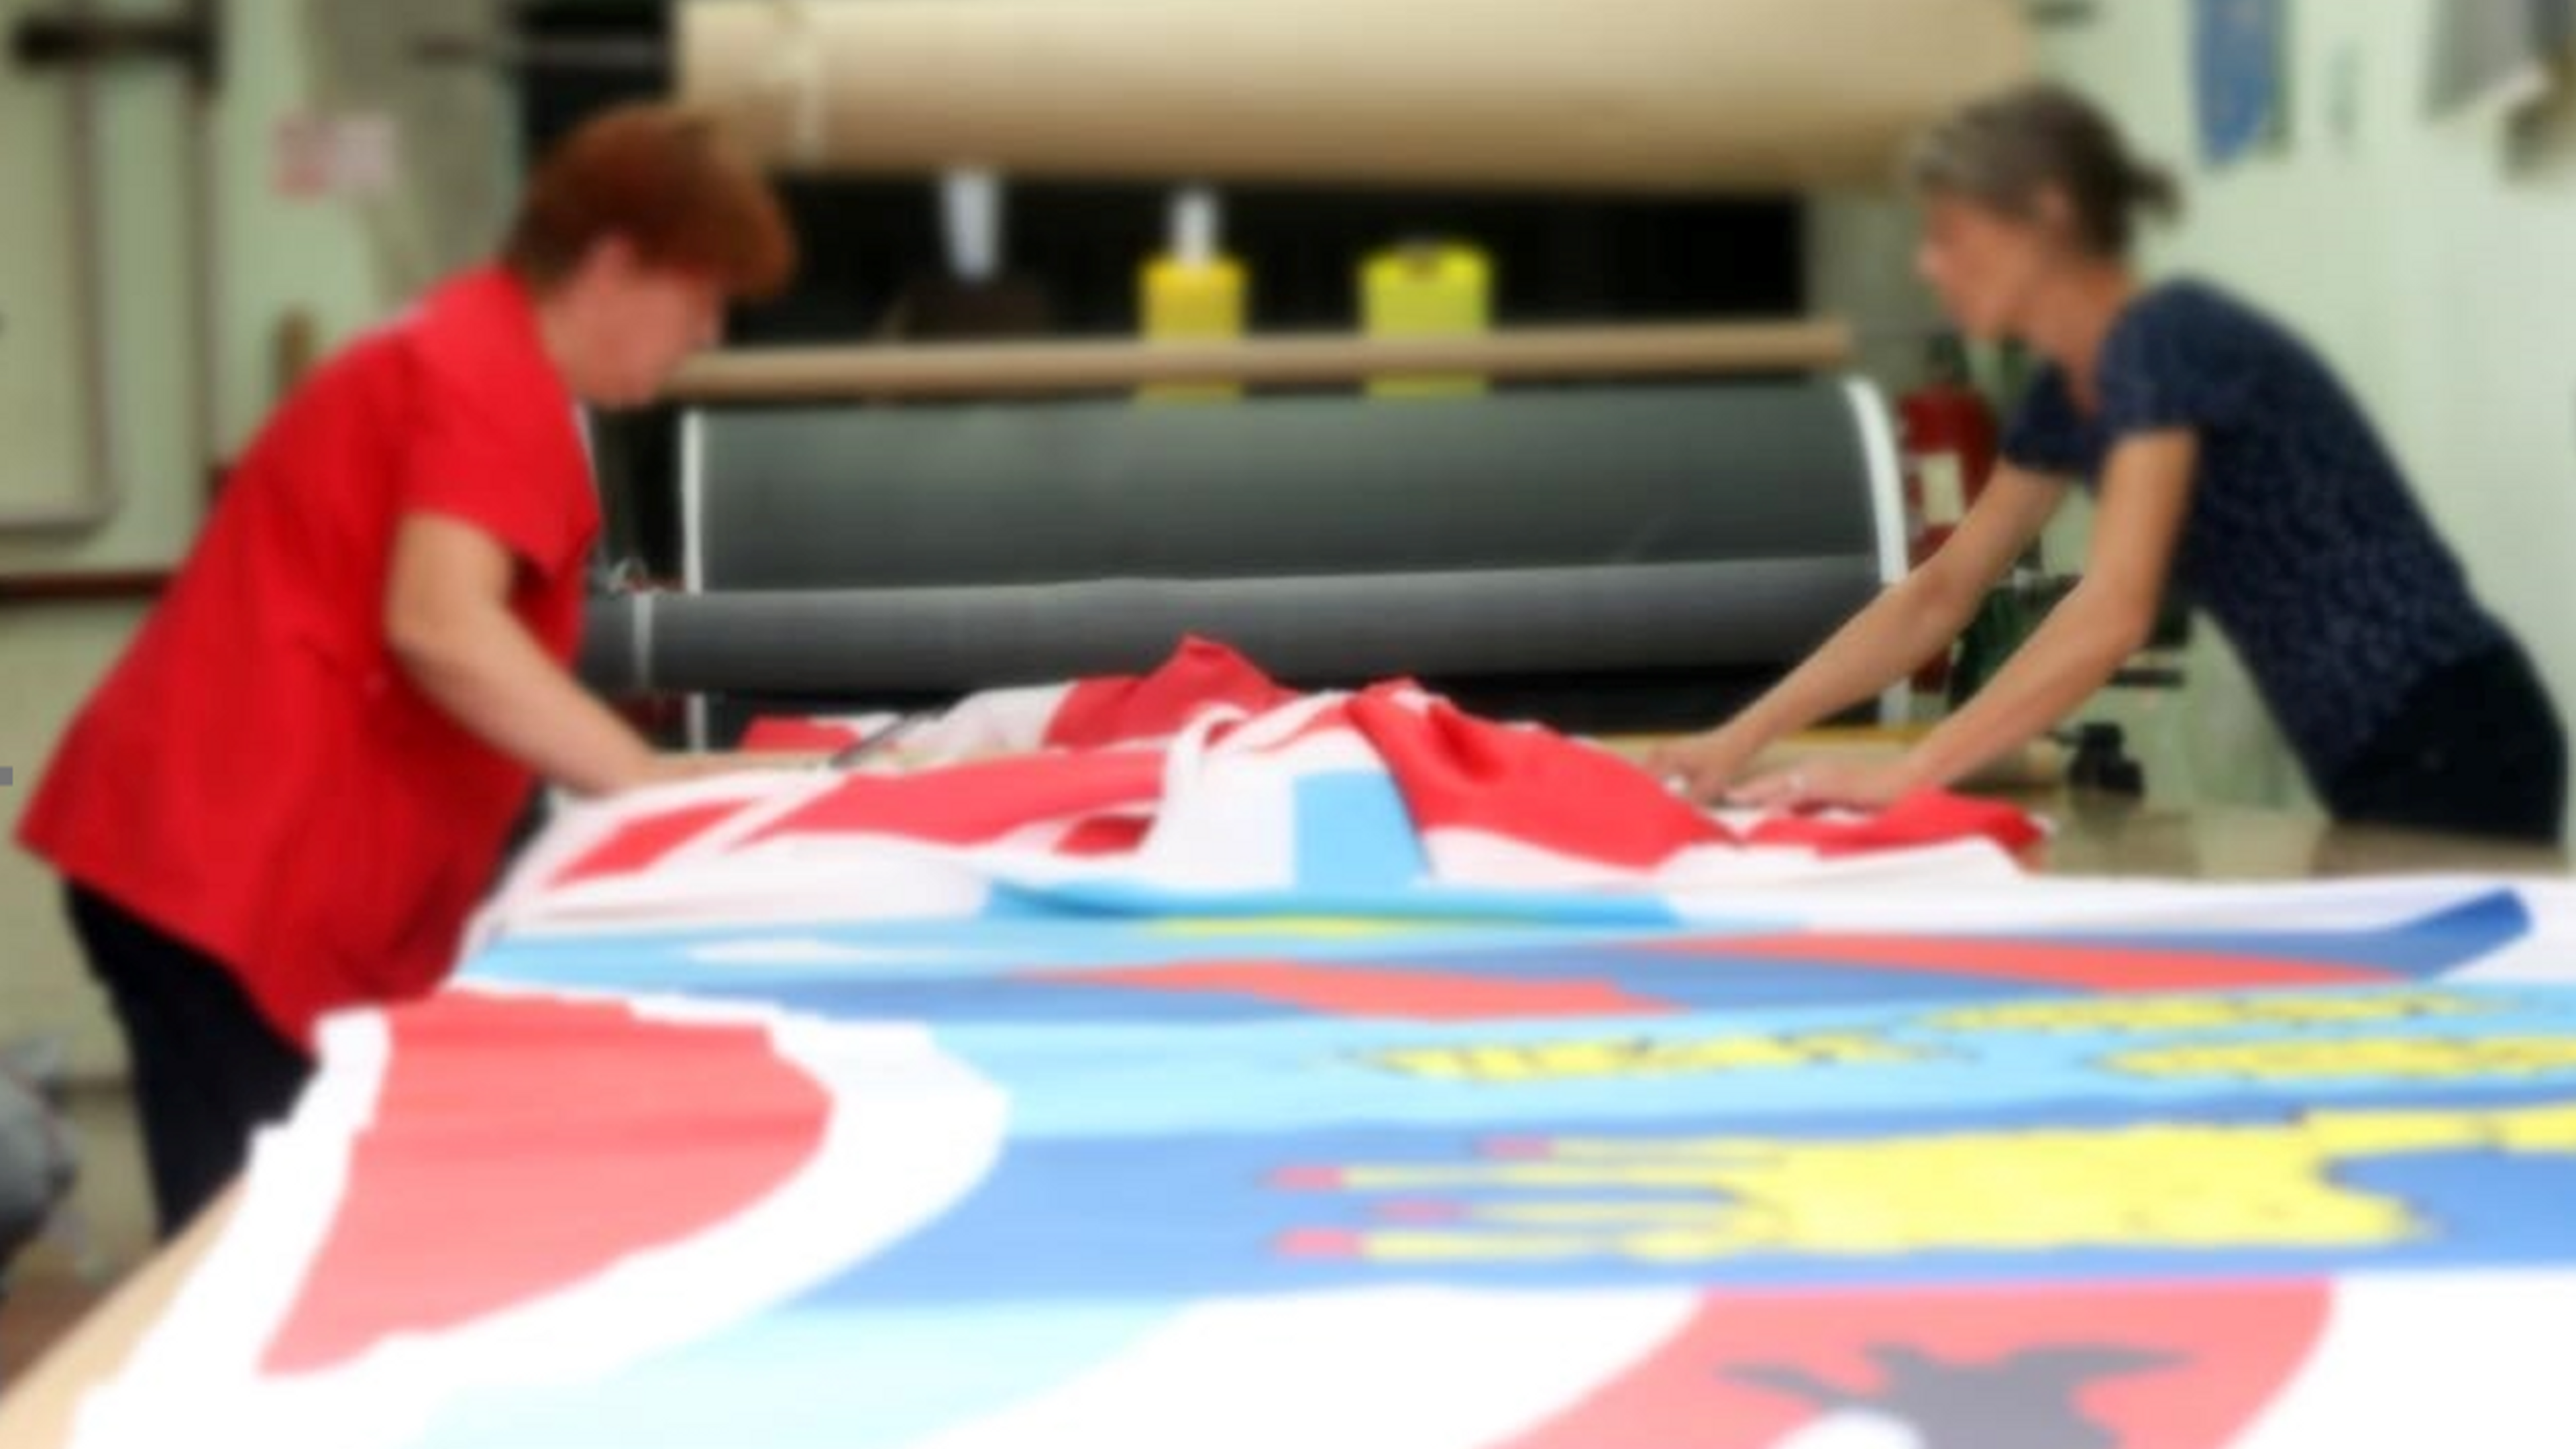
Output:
top-left (1725, 758), bottom-right (1918, 812)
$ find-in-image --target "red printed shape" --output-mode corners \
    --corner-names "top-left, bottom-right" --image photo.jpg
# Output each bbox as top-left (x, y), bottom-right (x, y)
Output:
top-left (747, 750), bottom-right (1166, 847)
top-left (1649, 932), bottom-right (2388, 991)
top-left (262, 994), bottom-right (828, 1374)
top-left (1504, 1279), bottom-right (2329, 1449)
top-left (738, 717), bottom-right (868, 753)
top-left (547, 800), bottom-right (745, 887)
top-left (1348, 690), bottom-right (1731, 869)
top-left (1053, 959), bottom-right (1678, 1021)
top-left (1276, 1227), bottom-right (1368, 1259)
top-left (1057, 814), bottom-right (1154, 857)
top-left (1042, 637), bottom-right (1297, 750)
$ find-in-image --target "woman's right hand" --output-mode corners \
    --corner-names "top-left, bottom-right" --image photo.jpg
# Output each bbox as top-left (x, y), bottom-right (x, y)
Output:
top-left (1645, 725), bottom-right (1764, 805)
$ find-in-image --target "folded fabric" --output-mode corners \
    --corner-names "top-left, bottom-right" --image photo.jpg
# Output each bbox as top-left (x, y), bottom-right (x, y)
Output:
top-left (495, 639), bottom-right (2036, 937)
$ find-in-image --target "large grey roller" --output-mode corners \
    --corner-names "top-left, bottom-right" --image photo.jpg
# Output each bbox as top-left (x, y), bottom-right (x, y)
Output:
top-left (580, 380), bottom-right (1906, 702)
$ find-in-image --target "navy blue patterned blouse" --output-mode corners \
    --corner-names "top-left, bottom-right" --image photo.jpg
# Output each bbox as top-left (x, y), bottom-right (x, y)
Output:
top-left (2000, 279), bottom-right (2506, 779)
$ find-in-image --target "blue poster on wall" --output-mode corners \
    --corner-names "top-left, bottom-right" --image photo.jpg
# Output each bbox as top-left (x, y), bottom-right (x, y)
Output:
top-left (2195, 0), bottom-right (2290, 165)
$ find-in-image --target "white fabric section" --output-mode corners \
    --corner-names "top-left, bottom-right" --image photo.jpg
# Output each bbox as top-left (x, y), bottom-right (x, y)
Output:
top-left (487, 838), bottom-right (1000, 937)
top-left (1128, 694), bottom-right (1379, 892)
top-left (1424, 828), bottom-right (2025, 894)
top-left (474, 683), bottom-right (2053, 940)
top-left (1772, 1419), bottom-right (1929, 1449)
top-left (906, 1289), bottom-right (1699, 1449)
top-left (684, 938), bottom-right (1024, 969)
top-left (1772, 1413), bottom-right (1937, 1444)
top-left (469, 769), bottom-right (849, 946)
top-left (1662, 875), bottom-right (2560, 938)
top-left (72, 1015), bottom-right (394, 1449)
top-left (902, 683), bottom-right (1075, 759)
top-left (71, 996), bottom-right (1008, 1449)
top-left (2232, 1271), bottom-right (2576, 1448)
top-left (482, 781), bottom-right (2576, 965)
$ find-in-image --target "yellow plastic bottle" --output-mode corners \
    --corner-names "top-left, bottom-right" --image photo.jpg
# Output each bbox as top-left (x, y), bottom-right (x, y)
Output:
top-left (1139, 187), bottom-right (1246, 402)
top-left (1362, 241), bottom-right (1492, 398)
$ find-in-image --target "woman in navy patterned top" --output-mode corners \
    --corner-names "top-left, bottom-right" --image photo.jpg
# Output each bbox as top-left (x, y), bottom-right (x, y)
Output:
top-left (1658, 83), bottom-right (2563, 842)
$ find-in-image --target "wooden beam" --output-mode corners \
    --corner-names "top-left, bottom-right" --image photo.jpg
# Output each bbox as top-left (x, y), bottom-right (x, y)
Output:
top-left (0, 569), bottom-right (172, 605)
top-left (667, 319), bottom-right (1855, 403)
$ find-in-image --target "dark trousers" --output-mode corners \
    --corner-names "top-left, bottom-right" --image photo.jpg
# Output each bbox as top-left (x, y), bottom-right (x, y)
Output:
top-left (65, 885), bottom-right (312, 1241)
top-left (2322, 643), bottom-right (2569, 845)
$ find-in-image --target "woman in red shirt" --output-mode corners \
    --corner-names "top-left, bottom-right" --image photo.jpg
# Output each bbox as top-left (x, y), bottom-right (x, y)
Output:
top-left (20, 104), bottom-right (796, 1236)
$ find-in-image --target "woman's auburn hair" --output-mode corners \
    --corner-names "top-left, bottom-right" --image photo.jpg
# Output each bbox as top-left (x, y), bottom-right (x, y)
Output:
top-left (503, 103), bottom-right (795, 300)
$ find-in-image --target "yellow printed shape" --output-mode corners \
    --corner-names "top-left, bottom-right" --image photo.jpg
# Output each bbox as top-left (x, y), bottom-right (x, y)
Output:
top-left (1146, 917), bottom-right (1450, 941)
top-left (1934, 990), bottom-right (2496, 1036)
top-left (1313, 1099), bottom-right (2576, 1263)
top-left (1367, 1032), bottom-right (1927, 1083)
top-left (2112, 1035), bottom-right (2576, 1081)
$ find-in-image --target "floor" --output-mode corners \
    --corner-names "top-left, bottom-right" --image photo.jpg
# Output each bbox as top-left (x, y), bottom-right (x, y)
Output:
top-left (0, 1087), bottom-right (152, 1395)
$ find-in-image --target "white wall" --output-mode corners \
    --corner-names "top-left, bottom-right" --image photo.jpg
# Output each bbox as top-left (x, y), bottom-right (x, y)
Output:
top-left (2042, 0), bottom-right (2576, 819)
top-left (211, 1), bottom-right (394, 458)
top-left (1813, 0), bottom-right (2576, 816)
top-left (1, 0), bottom-right (420, 1077)
top-left (1806, 193), bottom-right (1949, 396)
top-left (0, 0), bottom-right (204, 576)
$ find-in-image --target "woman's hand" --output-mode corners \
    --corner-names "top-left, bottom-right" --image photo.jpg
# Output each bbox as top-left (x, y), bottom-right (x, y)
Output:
top-left (1647, 727), bottom-right (1765, 804)
top-left (1643, 470), bottom-right (2068, 807)
top-left (1725, 757), bottom-right (1919, 812)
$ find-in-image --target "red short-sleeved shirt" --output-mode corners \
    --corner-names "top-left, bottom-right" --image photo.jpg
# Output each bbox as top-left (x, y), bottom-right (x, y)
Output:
top-left (20, 266), bottom-right (598, 1046)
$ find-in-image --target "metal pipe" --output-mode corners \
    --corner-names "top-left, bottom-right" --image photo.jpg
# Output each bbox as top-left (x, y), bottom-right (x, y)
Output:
top-left (0, 0), bottom-right (120, 533)
top-left (11, 7), bottom-right (217, 89)
top-left (185, 0), bottom-right (218, 503)
top-left (581, 559), bottom-right (1878, 698)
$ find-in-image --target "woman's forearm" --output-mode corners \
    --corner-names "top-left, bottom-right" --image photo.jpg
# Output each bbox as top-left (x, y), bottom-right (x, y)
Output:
top-left (390, 598), bottom-right (663, 798)
top-left (1724, 569), bottom-right (1984, 750)
top-left (1711, 472), bottom-right (2070, 758)
top-left (1895, 431), bottom-right (2197, 792)
top-left (1898, 580), bottom-right (2151, 792)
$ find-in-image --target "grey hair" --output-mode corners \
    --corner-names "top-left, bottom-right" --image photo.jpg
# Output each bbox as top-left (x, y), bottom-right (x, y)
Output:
top-left (1904, 82), bottom-right (2181, 258)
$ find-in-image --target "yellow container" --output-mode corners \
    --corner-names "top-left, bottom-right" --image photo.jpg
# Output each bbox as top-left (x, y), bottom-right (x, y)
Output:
top-left (1139, 254), bottom-right (1247, 402)
top-left (1362, 242), bottom-right (1492, 398)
